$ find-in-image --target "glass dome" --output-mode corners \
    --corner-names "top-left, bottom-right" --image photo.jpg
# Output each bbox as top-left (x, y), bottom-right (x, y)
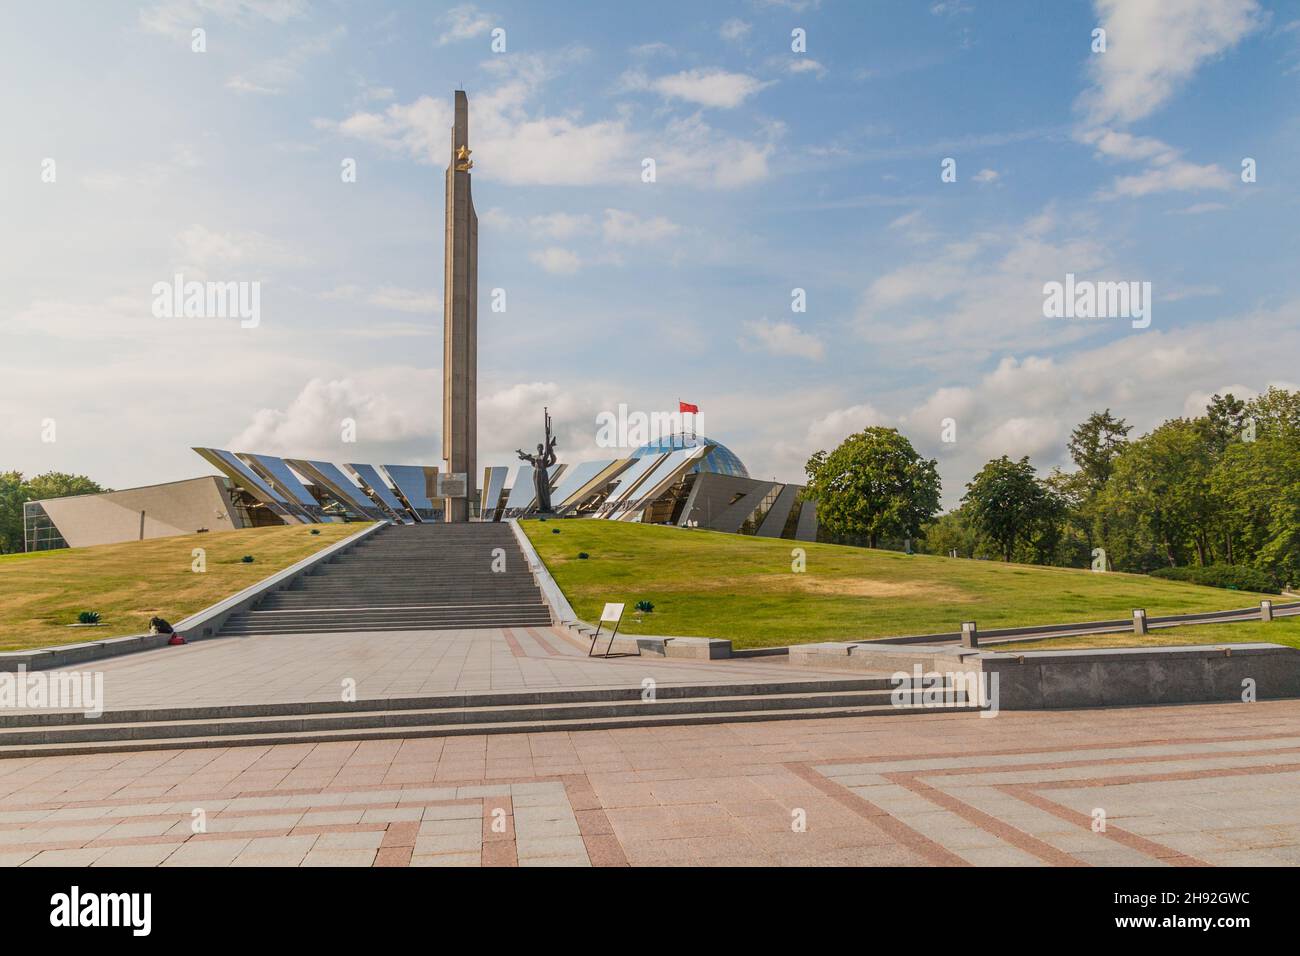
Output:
top-left (631, 433), bottom-right (749, 478)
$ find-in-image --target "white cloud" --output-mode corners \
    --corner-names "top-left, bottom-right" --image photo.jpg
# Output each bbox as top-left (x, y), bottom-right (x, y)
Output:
top-left (225, 26), bottom-right (345, 95)
top-left (173, 224), bottom-right (308, 277)
top-left (317, 83), bottom-right (633, 186)
top-left (318, 65), bottom-right (780, 188)
top-left (720, 19), bottom-right (752, 42)
top-left (972, 167), bottom-right (1000, 183)
top-left (229, 373), bottom-right (432, 458)
top-left (530, 247), bottom-right (582, 274)
top-left (742, 318), bottom-right (825, 361)
top-left (436, 4), bottom-right (494, 46)
top-left (601, 209), bottom-right (679, 244)
top-left (1080, 0), bottom-right (1263, 126)
top-left (786, 58), bottom-right (827, 77)
top-left (482, 209), bottom-right (596, 239)
top-left (367, 287), bottom-right (438, 313)
top-left (139, 0), bottom-right (306, 37)
top-left (805, 403), bottom-right (888, 452)
top-left (648, 69), bottom-right (772, 109)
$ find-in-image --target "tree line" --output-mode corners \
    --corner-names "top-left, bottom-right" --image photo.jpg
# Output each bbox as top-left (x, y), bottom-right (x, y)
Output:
top-left (803, 387), bottom-right (1300, 588)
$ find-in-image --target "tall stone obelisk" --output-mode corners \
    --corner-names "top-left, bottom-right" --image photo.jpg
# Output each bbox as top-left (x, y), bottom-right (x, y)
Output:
top-left (442, 90), bottom-right (477, 522)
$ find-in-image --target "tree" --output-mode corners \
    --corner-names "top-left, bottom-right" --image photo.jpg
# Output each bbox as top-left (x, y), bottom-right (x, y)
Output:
top-left (962, 456), bottom-right (1061, 562)
top-left (1211, 436), bottom-right (1300, 586)
top-left (804, 427), bottom-right (941, 548)
top-left (1098, 419), bottom-right (1219, 567)
top-left (1202, 393), bottom-right (1248, 456)
top-left (1245, 386), bottom-right (1300, 439)
top-left (1067, 409), bottom-right (1131, 494)
top-left (0, 472), bottom-right (25, 554)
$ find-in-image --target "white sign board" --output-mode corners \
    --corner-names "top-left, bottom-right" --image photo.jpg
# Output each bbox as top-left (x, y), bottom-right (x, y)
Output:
top-left (600, 602), bottom-right (625, 624)
top-left (437, 472), bottom-right (468, 498)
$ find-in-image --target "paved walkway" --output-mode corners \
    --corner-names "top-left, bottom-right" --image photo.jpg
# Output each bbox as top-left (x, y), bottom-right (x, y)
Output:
top-left (19, 627), bottom-right (855, 714)
top-left (1, 699), bottom-right (1298, 866)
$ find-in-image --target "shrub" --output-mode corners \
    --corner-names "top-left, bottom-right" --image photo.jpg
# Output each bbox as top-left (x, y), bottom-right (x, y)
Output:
top-left (552, 528), bottom-right (560, 534)
top-left (310, 529), bottom-right (321, 535)
top-left (77, 611), bottom-right (100, 624)
top-left (634, 600), bottom-right (654, 613)
top-left (241, 555), bottom-right (256, 563)
top-left (577, 552), bottom-right (589, 559)
top-left (1149, 564), bottom-right (1280, 594)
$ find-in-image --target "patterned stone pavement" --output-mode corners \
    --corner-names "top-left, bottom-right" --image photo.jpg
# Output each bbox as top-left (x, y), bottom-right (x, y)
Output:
top-left (10, 626), bottom-right (856, 714)
top-left (1, 698), bottom-right (1299, 866)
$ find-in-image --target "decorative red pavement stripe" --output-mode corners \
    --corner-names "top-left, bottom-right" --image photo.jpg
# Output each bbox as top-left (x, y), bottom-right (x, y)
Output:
top-left (883, 772), bottom-right (1084, 867)
top-left (523, 627), bottom-right (564, 657)
top-left (376, 821), bottom-right (418, 867)
top-left (561, 774), bottom-right (627, 867)
top-left (997, 784), bottom-right (1209, 867)
top-left (784, 762), bottom-right (968, 867)
top-left (547, 625), bottom-right (591, 653)
top-left (500, 628), bottom-right (529, 658)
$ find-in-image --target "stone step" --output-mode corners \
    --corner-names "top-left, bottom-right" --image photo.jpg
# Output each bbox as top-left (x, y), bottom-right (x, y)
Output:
top-left (215, 522), bottom-right (550, 636)
top-left (219, 619), bottom-right (554, 635)
top-left (0, 697), bottom-right (979, 758)
top-left (0, 689), bottom-right (940, 746)
top-left (0, 678), bottom-right (899, 727)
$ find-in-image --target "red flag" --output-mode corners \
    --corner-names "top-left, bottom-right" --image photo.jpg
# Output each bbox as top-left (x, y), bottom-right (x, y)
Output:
top-left (679, 401), bottom-right (699, 414)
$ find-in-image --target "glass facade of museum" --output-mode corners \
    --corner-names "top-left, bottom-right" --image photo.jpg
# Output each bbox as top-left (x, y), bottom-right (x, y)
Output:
top-left (631, 433), bottom-right (749, 479)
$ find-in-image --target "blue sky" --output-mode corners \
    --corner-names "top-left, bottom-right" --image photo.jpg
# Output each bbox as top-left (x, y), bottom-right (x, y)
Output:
top-left (2, 0), bottom-right (1298, 506)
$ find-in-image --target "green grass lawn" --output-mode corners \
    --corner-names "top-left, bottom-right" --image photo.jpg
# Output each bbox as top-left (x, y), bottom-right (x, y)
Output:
top-left (521, 519), bottom-right (1281, 649)
top-left (0, 523), bottom-right (368, 651)
top-left (992, 615), bottom-right (1300, 652)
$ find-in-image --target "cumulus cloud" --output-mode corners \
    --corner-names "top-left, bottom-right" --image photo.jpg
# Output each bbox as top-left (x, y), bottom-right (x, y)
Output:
top-left (139, 0), bottom-right (306, 37)
top-left (720, 19), bottom-right (752, 42)
top-left (173, 224), bottom-right (308, 277)
top-left (1072, 0), bottom-right (1261, 199)
top-left (601, 209), bottom-right (679, 244)
top-left (1080, 0), bottom-right (1264, 126)
top-left (644, 68), bottom-right (772, 108)
top-left (316, 53), bottom-right (781, 188)
top-left (225, 26), bottom-right (344, 95)
top-left (436, 4), bottom-right (494, 46)
top-left (530, 247), bottom-right (582, 274)
top-left (742, 318), bottom-right (825, 361)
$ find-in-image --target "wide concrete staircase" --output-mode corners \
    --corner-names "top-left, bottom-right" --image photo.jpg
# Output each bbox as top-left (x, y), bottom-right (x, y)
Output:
top-left (220, 523), bottom-right (552, 636)
top-left (0, 677), bottom-right (984, 758)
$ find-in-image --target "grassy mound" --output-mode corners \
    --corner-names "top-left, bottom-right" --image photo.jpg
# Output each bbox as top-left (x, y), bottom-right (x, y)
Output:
top-left (521, 520), bottom-right (1279, 649)
top-left (0, 523), bottom-right (367, 651)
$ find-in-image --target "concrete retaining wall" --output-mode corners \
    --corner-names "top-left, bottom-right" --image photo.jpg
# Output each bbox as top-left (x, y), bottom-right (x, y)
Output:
top-left (788, 640), bottom-right (1300, 709)
top-left (981, 643), bottom-right (1300, 708)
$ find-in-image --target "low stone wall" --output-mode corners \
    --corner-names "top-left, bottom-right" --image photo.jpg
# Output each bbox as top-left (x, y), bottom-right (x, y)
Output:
top-left (507, 519), bottom-right (574, 625)
top-left (982, 643), bottom-right (1300, 709)
top-left (788, 640), bottom-right (1300, 709)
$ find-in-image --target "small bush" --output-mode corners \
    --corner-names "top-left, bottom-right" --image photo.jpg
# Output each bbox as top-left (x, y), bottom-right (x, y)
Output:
top-left (1149, 564), bottom-right (1279, 594)
top-left (77, 610), bottom-right (100, 624)
top-left (634, 600), bottom-right (654, 614)
top-left (552, 528), bottom-right (560, 534)
top-left (241, 555), bottom-right (256, 563)
top-left (310, 529), bottom-right (321, 535)
top-left (577, 552), bottom-right (589, 559)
